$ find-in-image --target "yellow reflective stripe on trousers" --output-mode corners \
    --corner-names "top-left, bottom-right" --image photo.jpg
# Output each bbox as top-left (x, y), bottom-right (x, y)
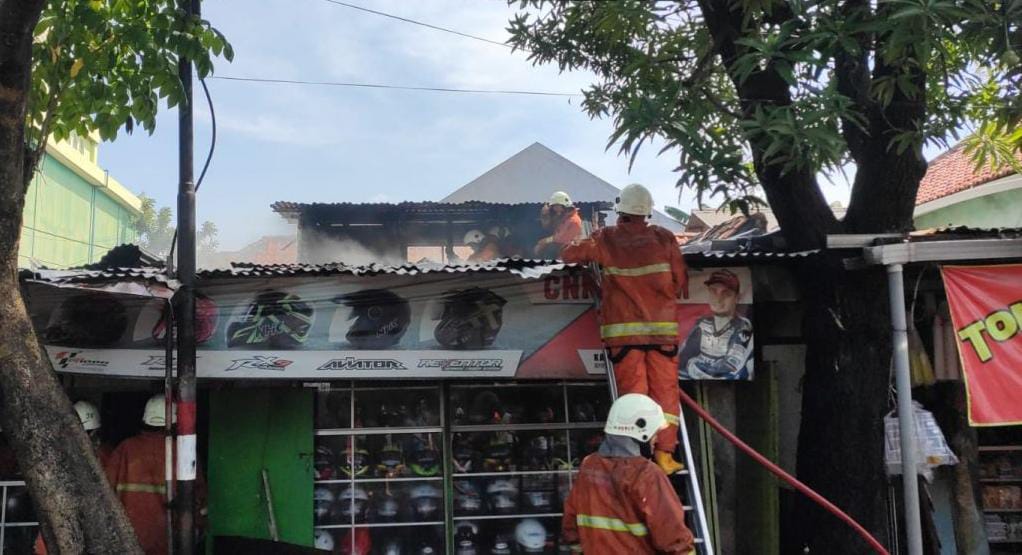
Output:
top-left (116, 483), bottom-right (166, 494)
top-left (600, 321), bottom-right (678, 338)
top-left (603, 263), bottom-right (671, 277)
top-left (576, 514), bottom-right (649, 537)
top-left (664, 413), bottom-right (680, 426)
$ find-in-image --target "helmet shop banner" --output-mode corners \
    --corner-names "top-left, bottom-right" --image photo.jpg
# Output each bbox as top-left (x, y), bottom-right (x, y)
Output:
top-left (941, 264), bottom-right (1022, 426)
top-left (30, 266), bottom-right (753, 380)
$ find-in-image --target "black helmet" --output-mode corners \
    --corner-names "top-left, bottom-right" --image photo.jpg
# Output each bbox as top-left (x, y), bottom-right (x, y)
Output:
top-left (454, 522), bottom-right (480, 555)
top-left (468, 391), bottom-right (502, 425)
top-left (409, 484), bottom-right (443, 521)
top-left (314, 444), bottom-right (336, 480)
top-left (46, 293), bottom-right (127, 347)
top-left (376, 438), bottom-right (405, 477)
top-left (377, 402), bottom-right (409, 428)
top-left (490, 531), bottom-right (513, 555)
top-left (227, 290), bottom-right (314, 348)
top-left (338, 486), bottom-right (370, 523)
top-left (572, 401), bottom-right (597, 422)
top-left (413, 539), bottom-right (441, 555)
top-left (410, 445), bottom-right (441, 477)
top-left (454, 480), bottom-right (484, 515)
top-left (340, 444), bottom-right (371, 478)
top-left (373, 491), bottom-right (401, 522)
top-left (334, 289), bottom-right (411, 349)
top-left (522, 436), bottom-right (552, 470)
top-left (433, 288), bottom-right (507, 349)
top-left (452, 438), bottom-right (481, 473)
top-left (483, 433), bottom-right (515, 473)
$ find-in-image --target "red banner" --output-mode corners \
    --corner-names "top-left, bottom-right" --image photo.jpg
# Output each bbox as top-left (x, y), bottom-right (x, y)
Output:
top-left (942, 265), bottom-right (1022, 426)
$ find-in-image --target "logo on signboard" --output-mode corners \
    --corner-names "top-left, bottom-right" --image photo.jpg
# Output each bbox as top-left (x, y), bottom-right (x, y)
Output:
top-left (578, 349), bottom-right (607, 375)
top-left (225, 356), bottom-right (293, 372)
top-left (417, 358), bottom-right (504, 371)
top-left (142, 355), bottom-right (166, 370)
top-left (55, 351), bottom-right (109, 369)
top-left (317, 358), bottom-right (407, 371)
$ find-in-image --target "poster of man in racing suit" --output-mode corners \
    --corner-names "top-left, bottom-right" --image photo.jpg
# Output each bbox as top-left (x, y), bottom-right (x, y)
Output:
top-left (678, 268), bottom-right (754, 380)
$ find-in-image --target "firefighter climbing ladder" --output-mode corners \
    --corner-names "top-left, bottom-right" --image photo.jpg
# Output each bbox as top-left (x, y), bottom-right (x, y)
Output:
top-left (601, 348), bottom-right (715, 555)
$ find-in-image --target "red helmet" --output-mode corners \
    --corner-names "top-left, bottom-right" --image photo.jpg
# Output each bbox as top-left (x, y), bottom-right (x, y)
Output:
top-left (152, 294), bottom-right (219, 344)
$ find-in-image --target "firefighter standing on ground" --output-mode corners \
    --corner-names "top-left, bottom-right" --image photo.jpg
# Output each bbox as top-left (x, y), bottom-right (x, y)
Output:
top-left (535, 191), bottom-right (583, 258)
top-left (105, 394), bottom-right (205, 555)
top-left (561, 183), bottom-right (688, 474)
top-left (562, 393), bottom-right (695, 554)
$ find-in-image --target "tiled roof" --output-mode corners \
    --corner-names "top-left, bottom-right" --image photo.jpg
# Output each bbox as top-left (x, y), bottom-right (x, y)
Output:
top-left (916, 143), bottom-right (1021, 205)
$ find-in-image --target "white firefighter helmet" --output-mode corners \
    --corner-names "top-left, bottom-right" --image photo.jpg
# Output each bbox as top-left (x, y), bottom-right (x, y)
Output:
top-left (314, 529), bottom-right (335, 551)
top-left (548, 191), bottom-right (572, 208)
top-left (615, 183), bottom-right (653, 217)
top-left (143, 394), bottom-right (175, 427)
top-left (73, 401), bottom-right (101, 431)
top-left (604, 393), bottom-right (666, 443)
top-left (515, 519), bottom-right (547, 552)
top-left (463, 229), bottom-right (486, 247)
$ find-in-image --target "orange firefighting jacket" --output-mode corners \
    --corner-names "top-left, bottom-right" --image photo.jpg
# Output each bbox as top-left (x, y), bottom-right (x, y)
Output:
top-left (561, 216), bottom-right (687, 346)
top-left (468, 236), bottom-right (502, 262)
top-left (104, 431), bottom-right (206, 555)
top-left (562, 452), bottom-right (694, 555)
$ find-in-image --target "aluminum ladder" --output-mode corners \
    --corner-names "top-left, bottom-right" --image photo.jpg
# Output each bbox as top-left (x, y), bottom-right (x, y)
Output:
top-left (601, 348), bottom-right (715, 555)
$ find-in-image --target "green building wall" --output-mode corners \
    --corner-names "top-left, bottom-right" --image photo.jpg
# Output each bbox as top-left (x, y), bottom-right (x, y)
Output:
top-left (18, 153), bottom-right (139, 268)
top-left (914, 186), bottom-right (1022, 230)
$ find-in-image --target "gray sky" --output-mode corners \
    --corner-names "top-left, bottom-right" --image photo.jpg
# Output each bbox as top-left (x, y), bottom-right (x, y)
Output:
top-left (99, 0), bottom-right (853, 250)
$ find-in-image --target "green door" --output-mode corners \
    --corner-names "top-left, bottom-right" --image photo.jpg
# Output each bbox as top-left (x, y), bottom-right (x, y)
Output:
top-left (208, 388), bottom-right (313, 549)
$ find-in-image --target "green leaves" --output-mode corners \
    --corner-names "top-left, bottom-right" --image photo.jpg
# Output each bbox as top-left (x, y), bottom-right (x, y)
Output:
top-left (26, 0), bottom-right (233, 149)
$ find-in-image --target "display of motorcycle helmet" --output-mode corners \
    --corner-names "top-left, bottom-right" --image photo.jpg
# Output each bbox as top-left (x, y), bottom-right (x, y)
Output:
top-left (378, 537), bottom-right (404, 555)
top-left (452, 438), bottom-right (480, 473)
top-left (490, 532), bottom-right (513, 555)
top-left (515, 519), bottom-right (547, 553)
top-left (46, 293), bottom-right (128, 347)
top-left (314, 530), bottom-right (335, 551)
top-left (550, 435), bottom-right (577, 471)
top-left (571, 401), bottom-right (597, 423)
top-left (373, 491), bottom-right (401, 522)
top-left (333, 289), bottom-right (411, 349)
top-left (486, 479), bottom-right (519, 515)
top-left (454, 480), bottom-right (484, 515)
top-left (482, 433), bottom-right (515, 472)
top-left (454, 522), bottom-right (480, 555)
top-left (522, 436), bottom-right (552, 470)
top-left (339, 528), bottom-right (372, 555)
top-left (409, 445), bottom-right (441, 477)
top-left (468, 391), bottom-right (502, 425)
top-left (338, 486), bottom-right (370, 523)
top-left (521, 490), bottom-right (555, 513)
top-left (413, 540), bottom-right (441, 555)
top-left (340, 444), bottom-right (371, 478)
top-left (227, 290), bottom-right (314, 348)
top-left (376, 438), bottom-right (405, 477)
top-left (409, 483), bottom-right (443, 521)
top-left (314, 487), bottom-right (335, 523)
top-left (432, 288), bottom-right (507, 349)
top-left (152, 293), bottom-right (219, 344)
top-left (376, 402), bottom-right (409, 428)
top-left (314, 444), bottom-right (336, 480)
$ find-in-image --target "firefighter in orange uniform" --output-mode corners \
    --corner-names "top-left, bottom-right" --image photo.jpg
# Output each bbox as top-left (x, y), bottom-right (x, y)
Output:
top-left (535, 191), bottom-right (583, 258)
top-left (561, 183), bottom-right (688, 474)
top-left (105, 395), bottom-right (205, 555)
top-left (464, 229), bottom-right (502, 262)
top-left (562, 393), bottom-right (695, 554)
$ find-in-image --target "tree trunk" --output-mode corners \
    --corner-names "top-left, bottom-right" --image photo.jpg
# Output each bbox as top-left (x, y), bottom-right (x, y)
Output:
top-left (0, 1), bottom-right (142, 552)
top-left (794, 259), bottom-right (894, 552)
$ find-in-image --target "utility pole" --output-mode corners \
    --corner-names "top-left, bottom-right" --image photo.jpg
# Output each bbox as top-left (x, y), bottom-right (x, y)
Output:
top-left (176, 0), bottom-right (200, 552)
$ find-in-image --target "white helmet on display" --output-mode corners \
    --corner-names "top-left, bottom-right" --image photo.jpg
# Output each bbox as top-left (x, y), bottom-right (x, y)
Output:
top-left (314, 529), bottom-right (335, 551)
top-left (143, 394), bottom-right (175, 427)
top-left (604, 393), bottom-right (666, 443)
top-left (515, 519), bottom-right (547, 552)
top-left (73, 401), bottom-right (101, 431)
top-left (548, 191), bottom-right (572, 208)
top-left (615, 183), bottom-right (653, 217)
top-left (463, 229), bottom-right (486, 247)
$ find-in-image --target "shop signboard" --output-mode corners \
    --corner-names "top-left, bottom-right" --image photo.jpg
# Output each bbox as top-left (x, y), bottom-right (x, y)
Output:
top-left (942, 264), bottom-right (1022, 426)
top-left (33, 266), bottom-right (753, 380)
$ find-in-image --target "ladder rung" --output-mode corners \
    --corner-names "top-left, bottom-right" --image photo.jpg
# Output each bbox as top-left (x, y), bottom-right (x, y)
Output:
top-left (693, 538), bottom-right (705, 544)
top-left (683, 505), bottom-right (692, 511)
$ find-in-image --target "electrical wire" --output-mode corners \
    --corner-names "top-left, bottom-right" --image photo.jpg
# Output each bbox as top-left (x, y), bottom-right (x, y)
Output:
top-left (208, 75), bottom-right (579, 97)
top-left (319, 0), bottom-right (519, 50)
top-left (168, 76), bottom-right (217, 268)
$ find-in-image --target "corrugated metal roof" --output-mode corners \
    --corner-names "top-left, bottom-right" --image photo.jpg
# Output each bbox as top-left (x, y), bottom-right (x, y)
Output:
top-left (271, 200), bottom-right (612, 217)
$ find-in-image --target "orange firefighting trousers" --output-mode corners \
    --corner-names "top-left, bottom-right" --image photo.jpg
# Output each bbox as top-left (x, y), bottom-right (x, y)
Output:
top-left (609, 347), bottom-right (680, 452)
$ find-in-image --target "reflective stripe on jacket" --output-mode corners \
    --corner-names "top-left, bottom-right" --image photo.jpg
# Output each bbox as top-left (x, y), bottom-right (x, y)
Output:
top-left (105, 431), bottom-right (170, 555)
top-left (561, 217), bottom-right (688, 346)
top-left (562, 453), bottom-right (694, 555)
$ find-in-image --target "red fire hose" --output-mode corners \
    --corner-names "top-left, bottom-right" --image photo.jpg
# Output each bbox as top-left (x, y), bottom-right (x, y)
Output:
top-left (678, 389), bottom-right (891, 555)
